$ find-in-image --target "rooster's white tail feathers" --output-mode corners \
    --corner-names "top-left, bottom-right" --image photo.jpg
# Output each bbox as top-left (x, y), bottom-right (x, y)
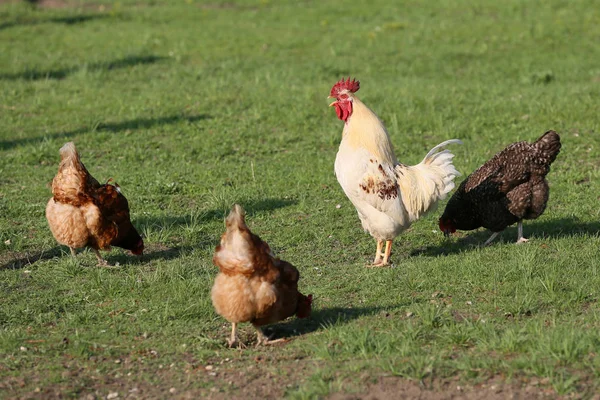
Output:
top-left (396, 140), bottom-right (462, 222)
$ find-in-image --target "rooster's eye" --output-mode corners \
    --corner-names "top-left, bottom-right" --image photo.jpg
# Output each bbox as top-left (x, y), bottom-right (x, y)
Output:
top-left (339, 94), bottom-right (349, 100)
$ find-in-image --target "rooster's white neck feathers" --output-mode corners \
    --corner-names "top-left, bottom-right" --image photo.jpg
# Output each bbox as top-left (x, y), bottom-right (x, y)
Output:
top-left (342, 96), bottom-right (398, 164)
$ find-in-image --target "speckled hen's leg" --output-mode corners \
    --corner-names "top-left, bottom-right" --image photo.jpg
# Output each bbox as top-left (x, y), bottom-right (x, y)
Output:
top-left (93, 249), bottom-right (109, 266)
top-left (483, 232), bottom-right (500, 246)
top-left (372, 239), bottom-right (384, 265)
top-left (516, 221), bottom-right (529, 244)
top-left (70, 247), bottom-right (77, 257)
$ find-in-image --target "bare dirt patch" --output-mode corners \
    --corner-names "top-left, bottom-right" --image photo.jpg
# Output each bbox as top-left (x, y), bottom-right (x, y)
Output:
top-left (328, 376), bottom-right (575, 400)
top-left (2, 351), bottom-right (316, 400)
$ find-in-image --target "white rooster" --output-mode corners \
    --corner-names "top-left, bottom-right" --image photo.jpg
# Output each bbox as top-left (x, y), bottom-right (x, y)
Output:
top-left (329, 78), bottom-right (462, 266)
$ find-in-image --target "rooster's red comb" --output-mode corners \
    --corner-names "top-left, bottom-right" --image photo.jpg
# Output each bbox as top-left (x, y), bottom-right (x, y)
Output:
top-left (330, 77), bottom-right (360, 97)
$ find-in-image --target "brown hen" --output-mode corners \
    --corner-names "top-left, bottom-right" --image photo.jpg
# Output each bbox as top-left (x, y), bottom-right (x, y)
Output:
top-left (439, 131), bottom-right (561, 245)
top-left (46, 142), bottom-right (144, 265)
top-left (211, 204), bottom-right (312, 347)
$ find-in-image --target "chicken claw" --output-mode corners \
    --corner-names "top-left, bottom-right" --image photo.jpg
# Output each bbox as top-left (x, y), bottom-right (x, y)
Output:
top-left (483, 232), bottom-right (500, 247)
top-left (255, 328), bottom-right (288, 347)
top-left (369, 240), bottom-right (392, 267)
top-left (227, 323), bottom-right (247, 349)
top-left (93, 249), bottom-right (112, 267)
top-left (516, 222), bottom-right (529, 244)
top-left (227, 339), bottom-right (246, 349)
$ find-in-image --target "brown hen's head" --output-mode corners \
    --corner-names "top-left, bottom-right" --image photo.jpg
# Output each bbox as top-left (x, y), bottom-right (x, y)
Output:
top-left (96, 183), bottom-right (144, 255)
top-left (329, 77), bottom-right (360, 123)
top-left (296, 294), bottom-right (312, 319)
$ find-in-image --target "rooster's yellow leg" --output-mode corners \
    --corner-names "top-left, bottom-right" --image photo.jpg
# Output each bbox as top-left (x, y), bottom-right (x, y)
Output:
top-left (372, 239), bottom-right (384, 265)
top-left (70, 247), bottom-right (77, 257)
top-left (381, 240), bottom-right (393, 265)
top-left (93, 249), bottom-right (109, 266)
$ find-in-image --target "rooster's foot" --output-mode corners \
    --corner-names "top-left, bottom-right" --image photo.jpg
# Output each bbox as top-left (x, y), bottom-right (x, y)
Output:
top-left (367, 261), bottom-right (389, 268)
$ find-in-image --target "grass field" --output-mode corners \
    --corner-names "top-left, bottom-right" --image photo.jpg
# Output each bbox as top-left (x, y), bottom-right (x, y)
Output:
top-left (1, 0), bottom-right (600, 398)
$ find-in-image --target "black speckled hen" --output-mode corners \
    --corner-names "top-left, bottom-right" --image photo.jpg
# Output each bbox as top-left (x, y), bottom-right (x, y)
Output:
top-left (439, 131), bottom-right (561, 245)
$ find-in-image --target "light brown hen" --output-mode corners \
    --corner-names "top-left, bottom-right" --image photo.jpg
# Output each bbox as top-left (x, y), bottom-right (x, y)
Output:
top-left (211, 204), bottom-right (312, 347)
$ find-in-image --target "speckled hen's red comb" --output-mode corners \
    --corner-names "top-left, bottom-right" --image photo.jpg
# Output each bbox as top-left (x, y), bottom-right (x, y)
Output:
top-left (330, 77), bottom-right (360, 97)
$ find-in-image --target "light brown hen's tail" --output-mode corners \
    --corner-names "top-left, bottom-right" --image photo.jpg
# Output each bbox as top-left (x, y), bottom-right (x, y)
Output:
top-left (225, 204), bottom-right (247, 232)
top-left (213, 204), bottom-right (260, 274)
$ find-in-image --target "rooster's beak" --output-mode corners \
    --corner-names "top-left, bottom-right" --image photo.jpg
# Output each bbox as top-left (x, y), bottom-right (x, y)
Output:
top-left (328, 97), bottom-right (337, 107)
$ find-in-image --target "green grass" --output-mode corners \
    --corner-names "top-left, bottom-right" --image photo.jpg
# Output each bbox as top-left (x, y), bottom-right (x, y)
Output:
top-left (1, 0), bottom-right (600, 398)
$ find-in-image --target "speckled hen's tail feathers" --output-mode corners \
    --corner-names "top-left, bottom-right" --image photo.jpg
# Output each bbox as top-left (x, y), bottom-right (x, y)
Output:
top-left (397, 139), bottom-right (462, 222)
top-left (532, 130), bottom-right (561, 165)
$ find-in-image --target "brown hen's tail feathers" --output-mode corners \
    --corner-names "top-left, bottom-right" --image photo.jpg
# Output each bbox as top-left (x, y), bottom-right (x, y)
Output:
top-left (533, 130), bottom-right (561, 164)
top-left (59, 141), bottom-right (78, 161)
top-left (56, 141), bottom-right (98, 186)
top-left (52, 142), bottom-right (100, 203)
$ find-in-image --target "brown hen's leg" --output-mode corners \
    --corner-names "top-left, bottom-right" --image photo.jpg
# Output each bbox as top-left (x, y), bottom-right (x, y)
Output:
top-left (93, 249), bottom-right (109, 266)
top-left (372, 239), bottom-right (384, 265)
top-left (381, 240), bottom-right (393, 265)
top-left (70, 247), bottom-right (77, 257)
top-left (516, 221), bottom-right (529, 244)
top-left (255, 327), bottom-right (286, 347)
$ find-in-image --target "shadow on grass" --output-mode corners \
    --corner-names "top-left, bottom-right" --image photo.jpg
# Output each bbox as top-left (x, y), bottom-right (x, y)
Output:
top-left (0, 113), bottom-right (211, 150)
top-left (266, 305), bottom-right (392, 340)
top-left (136, 197), bottom-right (298, 228)
top-left (0, 247), bottom-right (64, 270)
top-left (0, 54), bottom-right (165, 81)
top-left (411, 217), bottom-right (600, 257)
top-left (0, 13), bottom-right (108, 31)
top-left (0, 246), bottom-right (194, 270)
top-left (103, 246), bottom-right (193, 266)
